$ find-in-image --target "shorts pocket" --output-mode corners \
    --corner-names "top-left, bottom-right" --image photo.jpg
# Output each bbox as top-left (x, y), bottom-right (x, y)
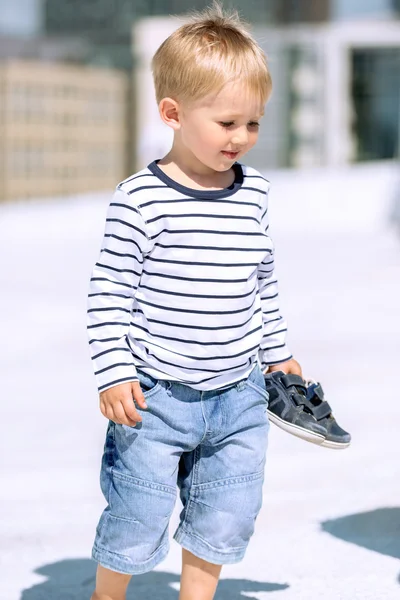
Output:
top-left (136, 369), bottom-right (161, 399)
top-left (245, 379), bottom-right (269, 404)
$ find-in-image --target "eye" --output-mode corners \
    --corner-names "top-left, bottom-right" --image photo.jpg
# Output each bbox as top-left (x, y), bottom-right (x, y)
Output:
top-left (220, 121), bottom-right (234, 128)
top-left (248, 121), bottom-right (260, 128)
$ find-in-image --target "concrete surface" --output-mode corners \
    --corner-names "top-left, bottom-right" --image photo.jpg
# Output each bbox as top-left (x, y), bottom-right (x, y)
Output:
top-left (1, 165), bottom-right (400, 600)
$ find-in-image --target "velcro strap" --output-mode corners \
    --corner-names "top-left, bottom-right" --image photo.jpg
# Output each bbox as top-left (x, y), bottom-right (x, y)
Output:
top-left (312, 383), bottom-right (324, 401)
top-left (291, 393), bottom-right (307, 408)
top-left (308, 400), bottom-right (332, 420)
top-left (281, 374), bottom-right (306, 390)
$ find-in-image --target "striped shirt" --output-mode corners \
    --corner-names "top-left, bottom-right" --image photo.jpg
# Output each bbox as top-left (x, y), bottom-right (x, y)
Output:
top-left (87, 160), bottom-right (292, 392)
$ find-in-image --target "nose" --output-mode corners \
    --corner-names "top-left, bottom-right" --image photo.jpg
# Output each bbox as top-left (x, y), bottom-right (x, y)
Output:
top-left (231, 126), bottom-right (249, 147)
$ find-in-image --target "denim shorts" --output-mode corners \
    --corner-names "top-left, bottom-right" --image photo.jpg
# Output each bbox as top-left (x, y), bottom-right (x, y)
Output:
top-left (92, 362), bottom-right (270, 575)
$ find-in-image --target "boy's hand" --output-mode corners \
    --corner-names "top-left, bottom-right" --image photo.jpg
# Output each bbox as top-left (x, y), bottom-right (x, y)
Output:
top-left (99, 381), bottom-right (148, 426)
top-left (263, 358), bottom-right (302, 377)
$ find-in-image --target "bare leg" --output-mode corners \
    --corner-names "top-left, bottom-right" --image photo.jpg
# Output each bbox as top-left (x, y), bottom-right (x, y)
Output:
top-left (179, 549), bottom-right (222, 600)
top-left (90, 565), bottom-right (132, 600)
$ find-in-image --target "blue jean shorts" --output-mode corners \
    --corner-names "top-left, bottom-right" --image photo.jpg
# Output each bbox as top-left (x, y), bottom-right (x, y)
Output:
top-left (92, 362), bottom-right (270, 575)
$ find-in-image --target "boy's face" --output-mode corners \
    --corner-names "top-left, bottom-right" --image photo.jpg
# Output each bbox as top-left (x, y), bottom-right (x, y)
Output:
top-left (177, 82), bottom-right (265, 173)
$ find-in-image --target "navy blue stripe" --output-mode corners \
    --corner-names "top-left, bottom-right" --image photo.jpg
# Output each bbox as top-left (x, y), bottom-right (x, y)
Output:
top-left (106, 218), bottom-right (147, 238)
top-left (95, 262), bottom-right (142, 277)
top-left (261, 343), bottom-right (286, 351)
top-left (95, 362), bottom-right (134, 376)
top-left (90, 277), bottom-right (136, 290)
top-left (88, 321), bottom-right (130, 330)
top-left (262, 355), bottom-right (292, 366)
top-left (117, 172), bottom-right (154, 188)
top-left (137, 297), bottom-right (255, 315)
top-left (153, 242), bottom-right (272, 253)
top-left (132, 307), bottom-right (261, 330)
top-left (141, 268), bottom-right (256, 284)
top-left (129, 341), bottom-right (250, 374)
top-left (145, 256), bottom-right (259, 268)
top-left (174, 360), bottom-right (254, 385)
top-left (127, 185), bottom-right (167, 195)
top-left (241, 186), bottom-right (267, 194)
top-left (101, 248), bottom-right (143, 264)
top-left (261, 207), bottom-right (268, 221)
top-left (132, 336), bottom-right (261, 362)
top-left (260, 293), bottom-right (278, 300)
top-left (131, 322), bottom-right (262, 346)
top-left (138, 282), bottom-right (256, 300)
top-left (98, 376), bottom-right (138, 392)
top-left (104, 234), bottom-right (143, 255)
top-left (92, 347), bottom-right (131, 361)
top-left (149, 229), bottom-right (264, 240)
top-left (261, 328), bottom-right (287, 338)
top-left (264, 317), bottom-right (283, 325)
top-left (110, 202), bottom-right (141, 215)
top-left (89, 336), bottom-right (120, 345)
top-left (88, 292), bottom-right (132, 299)
top-left (168, 360), bottom-right (253, 385)
top-left (146, 213), bottom-right (259, 225)
top-left (244, 174), bottom-right (270, 183)
top-left (140, 197), bottom-right (260, 209)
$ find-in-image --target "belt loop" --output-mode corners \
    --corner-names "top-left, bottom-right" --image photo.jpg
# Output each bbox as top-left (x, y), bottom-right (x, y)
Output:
top-left (235, 379), bottom-right (246, 391)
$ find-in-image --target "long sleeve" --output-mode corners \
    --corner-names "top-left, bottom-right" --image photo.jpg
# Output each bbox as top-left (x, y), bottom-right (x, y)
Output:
top-left (87, 188), bottom-right (150, 392)
top-left (257, 186), bottom-right (292, 369)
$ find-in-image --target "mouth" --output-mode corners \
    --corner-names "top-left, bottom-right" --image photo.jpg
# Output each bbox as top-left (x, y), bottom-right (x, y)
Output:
top-left (221, 151), bottom-right (239, 160)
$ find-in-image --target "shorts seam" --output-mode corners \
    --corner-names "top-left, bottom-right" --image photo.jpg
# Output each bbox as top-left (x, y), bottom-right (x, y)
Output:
top-left (184, 497), bottom-right (257, 517)
top-left (111, 468), bottom-right (176, 495)
top-left (92, 541), bottom-right (169, 574)
top-left (192, 470), bottom-right (264, 491)
top-left (179, 445), bottom-right (200, 530)
top-left (175, 526), bottom-right (247, 555)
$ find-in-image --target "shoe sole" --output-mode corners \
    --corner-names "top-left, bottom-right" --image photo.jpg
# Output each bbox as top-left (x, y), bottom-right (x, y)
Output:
top-left (321, 438), bottom-right (351, 450)
top-left (267, 410), bottom-right (325, 445)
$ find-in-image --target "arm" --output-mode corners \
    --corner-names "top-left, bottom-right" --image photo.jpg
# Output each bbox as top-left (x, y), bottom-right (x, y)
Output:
top-left (257, 186), bottom-right (300, 375)
top-left (87, 187), bottom-right (150, 393)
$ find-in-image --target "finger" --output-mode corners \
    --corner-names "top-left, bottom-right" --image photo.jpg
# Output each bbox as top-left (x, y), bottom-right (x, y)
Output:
top-left (290, 361), bottom-right (303, 377)
top-left (105, 403), bottom-right (121, 424)
top-left (268, 364), bottom-right (287, 373)
top-left (112, 401), bottom-right (140, 427)
top-left (121, 395), bottom-right (143, 424)
top-left (132, 381), bottom-right (148, 409)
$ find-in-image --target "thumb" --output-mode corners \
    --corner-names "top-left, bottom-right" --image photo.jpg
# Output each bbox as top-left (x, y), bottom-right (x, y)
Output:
top-left (131, 380), bottom-right (148, 409)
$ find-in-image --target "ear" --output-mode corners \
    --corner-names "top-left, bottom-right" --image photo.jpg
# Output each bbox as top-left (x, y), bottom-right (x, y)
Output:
top-left (158, 97), bottom-right (181, 131)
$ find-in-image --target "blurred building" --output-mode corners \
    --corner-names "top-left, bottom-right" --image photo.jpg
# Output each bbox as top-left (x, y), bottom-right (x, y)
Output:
top-left (43, 0), bottom-right (272, 69)
top-left (0, 60), bottom-right (129, 201)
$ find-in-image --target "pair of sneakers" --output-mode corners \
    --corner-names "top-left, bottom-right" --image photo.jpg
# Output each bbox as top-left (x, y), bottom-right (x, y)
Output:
top-left (263, 371), bottom-right (351, 449)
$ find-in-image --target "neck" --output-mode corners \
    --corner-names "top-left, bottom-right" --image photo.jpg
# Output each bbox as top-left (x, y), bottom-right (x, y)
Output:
top-left (158, 140), bottom-right (234, 191)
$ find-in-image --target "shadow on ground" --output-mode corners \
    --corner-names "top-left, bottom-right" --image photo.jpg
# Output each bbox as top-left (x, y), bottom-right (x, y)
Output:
top-left (21, 559), bottom-right (289, 599)
top-left (321, 507), bottom-right (400, 560)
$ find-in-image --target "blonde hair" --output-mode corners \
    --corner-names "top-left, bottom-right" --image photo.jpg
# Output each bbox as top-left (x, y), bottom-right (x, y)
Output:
top-left (151, 1), bottom-right (272, 106)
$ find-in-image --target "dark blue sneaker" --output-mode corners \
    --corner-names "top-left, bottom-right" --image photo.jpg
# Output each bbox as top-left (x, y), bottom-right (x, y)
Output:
top-left (264, 372), bottom-right (327, 445)
top-left (264, 372), bottom-right (351, 449)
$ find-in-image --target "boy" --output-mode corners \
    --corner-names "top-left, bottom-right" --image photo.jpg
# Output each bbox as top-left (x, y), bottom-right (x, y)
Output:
top-left (87, 4), bottom-right (303, 599)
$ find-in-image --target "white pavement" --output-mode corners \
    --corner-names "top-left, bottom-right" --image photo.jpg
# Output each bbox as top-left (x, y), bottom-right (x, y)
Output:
top-left (1, 164), bottom-right (400, 600)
